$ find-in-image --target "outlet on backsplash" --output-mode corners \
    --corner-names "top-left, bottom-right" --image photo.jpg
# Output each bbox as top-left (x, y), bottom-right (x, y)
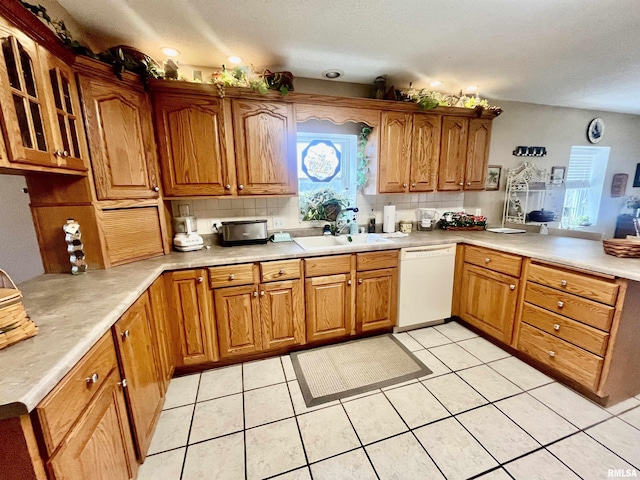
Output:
top-left (273, 217), bottom-right (285, 229)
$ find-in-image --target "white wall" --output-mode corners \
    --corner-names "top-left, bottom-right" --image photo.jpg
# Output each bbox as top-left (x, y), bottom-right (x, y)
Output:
top-left (464, 100), bottom-right (640, 237)
top-left (0, 175), bottom-right (44, 284)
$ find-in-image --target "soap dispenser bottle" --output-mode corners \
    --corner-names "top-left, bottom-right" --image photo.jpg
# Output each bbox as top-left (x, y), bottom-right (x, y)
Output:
top-left (368, 209), bottom-right (376, 233)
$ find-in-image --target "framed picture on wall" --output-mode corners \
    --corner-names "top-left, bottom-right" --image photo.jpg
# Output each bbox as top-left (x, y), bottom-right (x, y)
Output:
top-left (611, 173), bottom-right (628, 197)
top-left (551, 166), bottom-right (566, 185)
top-left (634, 164), bottom-right (640, 188)
top-left (486, 165), bottom-right (502, 190)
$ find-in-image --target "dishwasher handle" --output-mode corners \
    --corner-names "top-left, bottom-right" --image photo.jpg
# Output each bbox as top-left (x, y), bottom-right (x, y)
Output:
top-left (401, 244), bottom-right (456, 260)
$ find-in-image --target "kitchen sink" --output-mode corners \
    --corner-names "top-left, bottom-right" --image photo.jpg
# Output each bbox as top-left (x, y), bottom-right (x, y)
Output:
top-left (293, 233), bottom-right (394, 251)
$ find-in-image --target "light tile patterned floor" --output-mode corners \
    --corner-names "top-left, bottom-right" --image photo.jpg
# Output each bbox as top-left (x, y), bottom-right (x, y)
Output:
top-left (139, 321), bottom-right (640, 480)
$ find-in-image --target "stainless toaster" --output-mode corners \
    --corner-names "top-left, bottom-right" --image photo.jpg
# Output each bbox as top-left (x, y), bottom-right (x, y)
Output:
top-left (220, 220), bottom-right (269, 246)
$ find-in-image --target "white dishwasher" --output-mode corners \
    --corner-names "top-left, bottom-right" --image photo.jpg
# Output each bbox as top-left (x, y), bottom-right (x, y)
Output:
top-left (396, 244), bottom-right (456, 332)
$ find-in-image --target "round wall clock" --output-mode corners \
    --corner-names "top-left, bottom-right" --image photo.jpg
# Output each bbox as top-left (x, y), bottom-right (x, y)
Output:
top-left (587, 118), bottom-right (605, 143)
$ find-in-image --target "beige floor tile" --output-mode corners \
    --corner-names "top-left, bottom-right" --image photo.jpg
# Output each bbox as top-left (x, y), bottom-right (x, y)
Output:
top-left (343, 393), bottom-right (408, 445)
top-left (182, 432), bottom-right (244, 480)
top-left (385, 382), bottom-right (449, 428)
top-left (138, 448), bottom-right (185, 480)
top-left (244, 383), bottom-right (294, 428)
top-left (423, 373), bottom-right (487, 414)
top-left (474, 468), bottom-right (512, 480)
top-left (434, 321), bottom-right (477, 342)
top-left (244, 357), bottom-right (286, 391)
top-left (457, 336), bottom-right (510, 363)
top-left (412, 349), bottom-right (451, 378)
top-left (281, 355), bottom-right (297, 381)
top-left (311, 449), bottom-right (377, 480)
top-left (164, 374), bottom-right (200, 409)
top-left (197, 365), bottom-right (242, 402)
top-left (487, 357), bottom-right (553, 391)
top-left (407, 327), bottom-right (452, 348)
top-left (586, 417), bottom-right (640, 467)
top-left (605, 397), bottom-right (640, 415)
top-left (297, 405), bottom-right (359, 463)
top-left (393, 332), bottom-right (424, 351)
top-left (366, 432), bottom-right (444, 480)
top-left (428, 343), bottom-right (483, 371)
top-left (620, 406), bottom-right (640, 430)
top-left (288, 380), bottom-right (339, 414)
top-left (505, 449), bottom-right (580, 480)
top-left (458, 365), bottom-right (522, 402)
top-left (147, 404), bottom-right (194, 455)
top-left (189, 394), bottom-right (243, 444)
top-left (272, 467), bottom-right (312, 480)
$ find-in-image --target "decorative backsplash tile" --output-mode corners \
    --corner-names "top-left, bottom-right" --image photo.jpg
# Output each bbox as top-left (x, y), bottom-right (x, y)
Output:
top-left (172, 192), bottom-right (464, 234)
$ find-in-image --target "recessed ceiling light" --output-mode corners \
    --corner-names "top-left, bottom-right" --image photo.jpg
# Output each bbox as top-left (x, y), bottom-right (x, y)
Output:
top-left (429, 80), bottom-right (442, 87)
top-left (322, 69), bottom-right (344, 79)
top-left (465, 85), bottom-right (478, 93)
top-left (227, 55), bottom-right (243, 64)
top-left (161, 47), bottom-right (180, 57)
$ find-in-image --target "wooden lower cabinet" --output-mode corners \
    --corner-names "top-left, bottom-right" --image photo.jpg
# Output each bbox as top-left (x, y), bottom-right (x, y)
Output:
top-left (167, 269), bottom-right (218, 367)
top-left (214, 285), bottom-right (262, 358)
top-left (356, 268), bottom-right (398, 333)
top-left (148, 276), bottom-right (175, 392)
top-left (48, 369), bottom-right (138, 480)
top-left (305, 273), bottom-right (353, 342)
top-left (260, 280), bottom-right (305, 350)
top-left (458, 263), bottom-right (519, 343)
top-left (112, 291), bottom-right (164, 460)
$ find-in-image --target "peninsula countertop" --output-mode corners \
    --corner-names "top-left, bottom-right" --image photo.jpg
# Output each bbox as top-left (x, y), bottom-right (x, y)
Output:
top-left (1, 229), bottom-right (639, 419)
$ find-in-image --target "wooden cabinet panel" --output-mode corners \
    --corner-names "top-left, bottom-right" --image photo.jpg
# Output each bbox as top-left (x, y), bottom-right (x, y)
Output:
top-left (464, 119), bottom-right (491, 190)
top-left (260, 259), bottom-right (301, 282)
top-left (379, 111), bottom-right (412, 193)
top-left (356, 268), bottom-right (398, 332)
top-left (214, 285), bottom-right (262, 358)
top-left (356, 250), bottom-right (398, 271)
top-left (232, 99), bottom-right (296, 195)
top-left (527, 263), bottom-right (619, 306)
top-left (464, 245), bottom-right (522, 277)
top-left (305, 274), bottom-right (353, 342)
top-left (208, 263), bottom-right (256, 288)
top-left (113, 292), bottom-right (163, 459)
top-left (0, 21), bottom-right (55, 168)
top-left (78, 75), bottom-right (159, 200)
top-left (521, 303), bottom-right (609, 356)
top-left (148, 276), bottom-right (174, 392)
top-left (409, 114), bottom-right (441, 192)
top-left (154, 94), bottom-right (232, 196)
top-left (36, 333), bottom-right (117, 455)
top-left (168, 269), bottom-right (218, 367)
top-left (524, 282), bottom-right (614, 331)
top-left (437, 116), bottom-right (469, 191)
top-left (100, 207), bottom-right (164, 266)
top-left (518, 323), bottom-right (603, 391)
top-left (260, 279), bottom-right (305, 350)
top-left (459, 263), bottom-right (518, 343)
top-left (48, 370), bottom-right (138, 480)
top-left (304, 254), bottom-right (351, 277)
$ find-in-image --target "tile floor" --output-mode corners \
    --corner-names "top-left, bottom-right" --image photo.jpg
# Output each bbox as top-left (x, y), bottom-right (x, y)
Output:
top-left (139, 321), bottom-right (640, 480)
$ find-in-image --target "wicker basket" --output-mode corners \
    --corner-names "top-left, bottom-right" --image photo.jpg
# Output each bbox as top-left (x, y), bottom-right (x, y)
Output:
top-left (602, 238), bottom-right (640, 258)
top-left (0, 269), bottom-right (38, 350)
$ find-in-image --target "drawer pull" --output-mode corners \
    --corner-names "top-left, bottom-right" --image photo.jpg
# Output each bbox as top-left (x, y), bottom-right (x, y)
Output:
top-left (411, 183), bottom-right (416, 188)
top-left (85, 373), bottom-right (99, 384)
top-left (197, 276), bottom-right (204, 284)
top-left (260, 290), bottom-right (265, 296)
top-left (238, 184), bottom-right (244, 190)
top-left (121, 329), bottom-right (130, 339)
top-left (561, 280), bottom-right (567, 286)
top-left (118, 378), bottom-right (128, 388)
top-left (229, 274), bottom-right (235, 281)
top-left (225, 184), bottom-right (231, 190)
top-left (485, 257), bottom-right (491, 263)
top-left (458, 182), bottom-right (464, 186)
top-left (253, 291), bottom-right (257, 297)
top-left (347, 280), bottom-right (352, 285)
top-left (549, 351), bottom-right (556, 357)
top-left (553, 324), bottom-right (560, 331)
top-left (509, 284), bottom-right (516, 290)
top-left (152, 186), bottom-right (160, 192)
top-left (279, 269), bottom-right (285, 275)
top-left (557, 301), bottom-right (564, 308)
top-left (358, 278), bottom-right (363, 284)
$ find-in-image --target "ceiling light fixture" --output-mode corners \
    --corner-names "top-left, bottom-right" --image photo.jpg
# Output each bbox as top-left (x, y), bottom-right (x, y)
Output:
top-left (429, 80), bottom-right (442, 87)
top-left (160, 47), bottom-right (180, 57)
top-left (465, 85), bottom-right (478, 93)
top-left (227, 55), bottom-right (243, 64)
top-left (322, 69), bottom-right (343, 79)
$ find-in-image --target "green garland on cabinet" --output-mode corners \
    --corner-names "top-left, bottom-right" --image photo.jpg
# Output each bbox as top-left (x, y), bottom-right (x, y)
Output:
top-left (356, 125), bottom-right (373, 191)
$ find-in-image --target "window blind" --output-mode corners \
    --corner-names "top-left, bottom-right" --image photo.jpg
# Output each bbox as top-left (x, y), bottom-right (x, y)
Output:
top-left (565, 152), bottom-right (593, 188)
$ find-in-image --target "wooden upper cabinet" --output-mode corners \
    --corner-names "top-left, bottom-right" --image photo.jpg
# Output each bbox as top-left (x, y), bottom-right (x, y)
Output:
top-left (78, 73), bottom-right (159, 200)
top-left (232, 99), bottom-right (297, 195)
top-left (154, 93), bottom-right (233, 196)
top-left (214, 284), bottom-right (262, 358)
top-left (438, 116), bottom-right (469, 191)
top-left (0, 21), bottom-right (54, 168)
top-left (112, 292), bottom-right (163, 460)
top-left (465, 118), bottom-right (492, 190)
top-left (410, 114), bottom-right (441, 192)
top-left (379, 111), bottom-right (412, 193)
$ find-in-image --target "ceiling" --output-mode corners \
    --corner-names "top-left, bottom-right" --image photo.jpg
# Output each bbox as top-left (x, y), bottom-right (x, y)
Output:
top-left (58, 0), bottom-right (640, 114)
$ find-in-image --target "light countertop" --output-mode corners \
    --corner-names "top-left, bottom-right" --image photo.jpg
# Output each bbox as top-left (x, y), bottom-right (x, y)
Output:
top-left (1, 230), bottom-right (639, 419)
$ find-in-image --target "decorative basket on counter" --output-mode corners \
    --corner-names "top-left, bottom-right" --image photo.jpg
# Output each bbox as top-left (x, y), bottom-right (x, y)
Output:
top-left (0, 269), bottom-right (38, 350)
top-left (602, 238), bottom-right (640, 258)
top-left (438, 212), bottom-right (487, 231)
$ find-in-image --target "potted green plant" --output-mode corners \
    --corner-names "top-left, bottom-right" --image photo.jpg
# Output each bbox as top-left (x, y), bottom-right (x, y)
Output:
top-left (299, 188), bottom-right (350, 222)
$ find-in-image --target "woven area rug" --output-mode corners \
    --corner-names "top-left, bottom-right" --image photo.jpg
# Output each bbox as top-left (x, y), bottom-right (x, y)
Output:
top-left (290, 334), bottom-right (432, 407)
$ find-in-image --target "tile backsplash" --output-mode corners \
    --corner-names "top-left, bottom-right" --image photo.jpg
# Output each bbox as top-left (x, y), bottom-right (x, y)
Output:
top-left (172, 192), bottom-right (464, 234)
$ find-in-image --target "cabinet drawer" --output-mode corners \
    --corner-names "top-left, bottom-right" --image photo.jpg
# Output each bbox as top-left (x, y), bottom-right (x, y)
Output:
top-left (260, 259), bottom-right (301, 282)
top-left (464, 246), bottom-right (522, 277)
top-left (209, 263), bottom-right (256, 288)
top-left (528, 263), bottom-right (619, 306)
top-left (525, 282), bottom-right (614, 331)
top-left (36, 332), bottom-right (118, 455)
top-left (101, 207), bottom-right (164, 266)
top-left (356, 250), bottom-right (398, 271)
top-left (304, 255), bottom-right (351, 277)
top-left (521, 303), bottom-right (609, 356)
top-left (518, 323), bottom-right (603, 391)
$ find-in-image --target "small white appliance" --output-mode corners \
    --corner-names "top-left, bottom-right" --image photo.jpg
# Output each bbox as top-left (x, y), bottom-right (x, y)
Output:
top-left (172, 205), bottom-right (203, 252)
top-left (396, 244), bottom-right (456, 332)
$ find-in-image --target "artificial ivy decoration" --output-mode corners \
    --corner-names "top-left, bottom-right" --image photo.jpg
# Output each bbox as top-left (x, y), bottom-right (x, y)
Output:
top-left (356, 125), bottom-right (373, 191)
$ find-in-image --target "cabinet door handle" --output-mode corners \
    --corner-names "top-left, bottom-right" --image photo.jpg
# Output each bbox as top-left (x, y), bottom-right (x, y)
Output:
top-left (347, 280), bottom-right (352, 285)
top-left (553, 324), bottom-right (560, 331)
top-left (458, 182), bottom-right (464, 186)
top-left (54, 149), bottom-right (64, 157)
top-left (229, 274), bottom-right (235, 280)
top-left (225, 184), bottom-right (231, 190)
top-left (467, 182), bottom-right (471, 186)
top-left (557, 301), bottom-right (564, 308)
top-left (549, 351), bottom-right (556, 357)
top-left (560, 280), bottom-right (567, 286)
top-left (238, 184), bottom-right (244, 190)
top-left (152, 186), bottom-right (160, 192)
top-left (358, 278), bottom-right (363, 284)
top-left (485, 257), bottom-right (491, 263)
top-left (85, 373), bottom-right (99, 384)
top-left (260, 290), bottom-right (265, 296)
top-left (118, 378), bottom-right (128, 388)
top-left (253, 290), bottom-right (258, 297)
top-left (121, 329), bottom-right (130, 339)
top-left (403, 183), bottom-right (408, 188)
top-left (509, 284), bottom-right (515, 290)
top-left (279, 269), bottom-right (285, 275)
top-left (411, 183), bottom-right (416, 188)
top-left (197, 276), bottom-right (204, 284)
